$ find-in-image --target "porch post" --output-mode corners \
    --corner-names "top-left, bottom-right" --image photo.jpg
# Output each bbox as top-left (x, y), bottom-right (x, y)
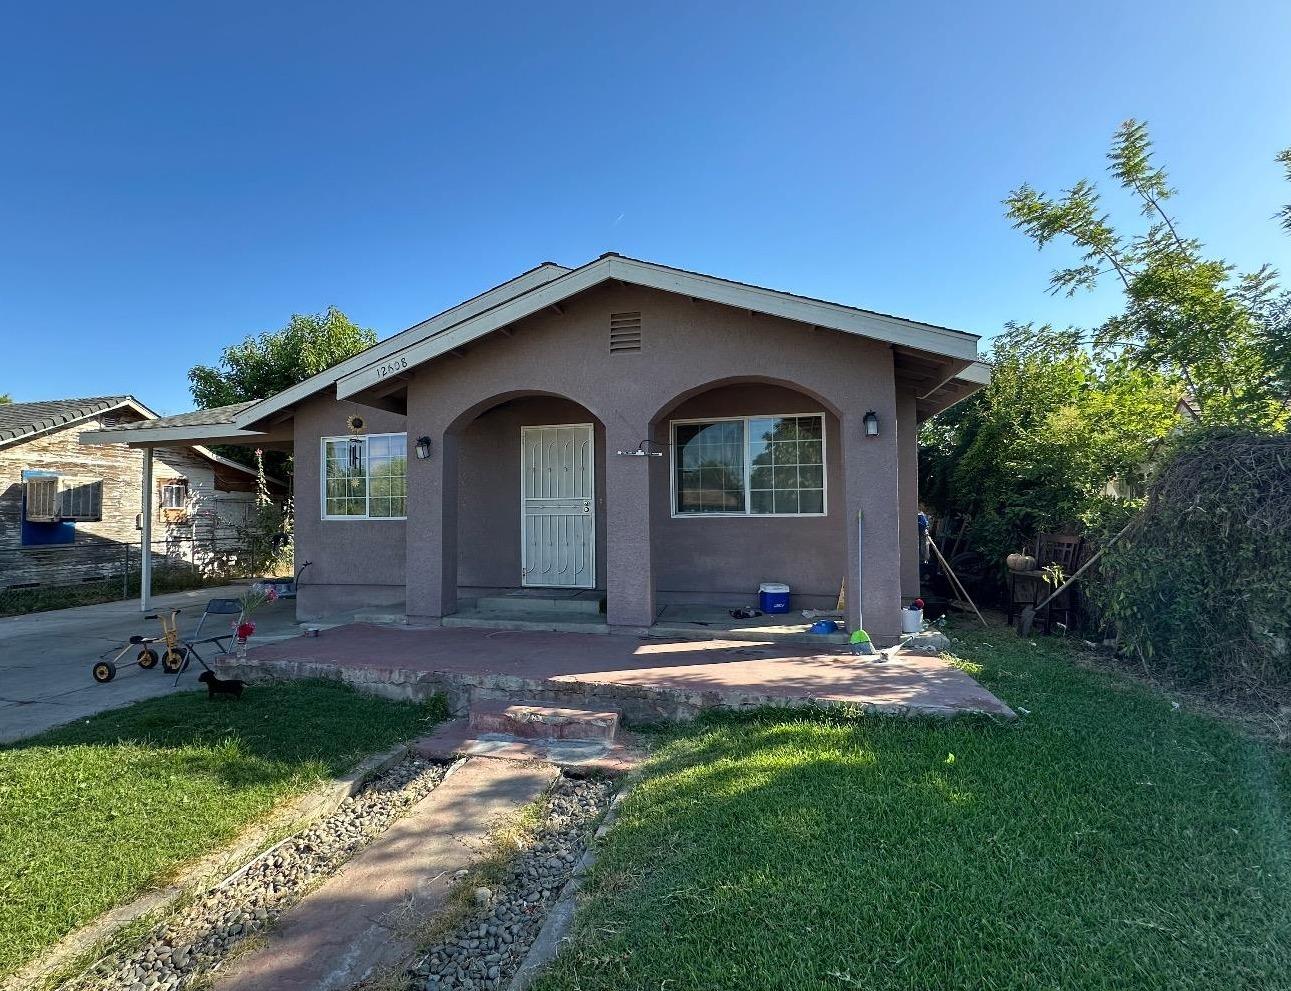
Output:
top-left (406, 426), bottom-right (459, 621)
top-left (139, 445), bottom-right (153, 612)
top-left (603, 423), bottom-right (655, 629)
top-left (896, 391), bottom-right (921, 598)
top-left (841, 408), bottom-right (901, 642)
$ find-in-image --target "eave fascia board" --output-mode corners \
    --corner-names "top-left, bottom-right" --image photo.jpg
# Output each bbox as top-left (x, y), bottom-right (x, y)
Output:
top-left (337, 256), bottom-right (982, 399)
top-left (608, 257), bottom-right (981, 362)
top-left (234, 262), bottom-right (571, 429)
top-left (336, 259), bottom-right (613, 398)
top-left (80, 424), bottom-right (277, 446)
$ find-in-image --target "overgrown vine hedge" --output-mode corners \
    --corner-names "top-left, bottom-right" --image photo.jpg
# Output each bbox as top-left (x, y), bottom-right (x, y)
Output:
top-left (1097, 430), bottom-right (1291, 689)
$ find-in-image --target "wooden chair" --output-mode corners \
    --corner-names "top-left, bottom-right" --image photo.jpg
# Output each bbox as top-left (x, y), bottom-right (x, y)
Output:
top-left (1007, 534), bottom-right (1084, 632)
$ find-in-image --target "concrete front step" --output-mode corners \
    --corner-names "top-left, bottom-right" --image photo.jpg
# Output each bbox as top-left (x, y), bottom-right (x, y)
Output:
top-left (475, 592), bottom-right (605, 616)
top-left (442, 611), bottom-right (610, 635)
top-left (469, 700), bottom-right (619, 742)
top-left (417, 720), bottom-right (641, 773)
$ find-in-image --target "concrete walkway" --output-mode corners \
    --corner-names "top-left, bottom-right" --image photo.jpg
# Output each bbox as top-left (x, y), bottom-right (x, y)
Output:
top-left (0, 585), bottom-right (300, 742)
top-left (213, 757), bottom-right (558, 991)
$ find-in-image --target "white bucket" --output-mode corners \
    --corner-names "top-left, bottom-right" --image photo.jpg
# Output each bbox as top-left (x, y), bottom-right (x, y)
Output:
top-left (901, 607), bottom-right (923, 634)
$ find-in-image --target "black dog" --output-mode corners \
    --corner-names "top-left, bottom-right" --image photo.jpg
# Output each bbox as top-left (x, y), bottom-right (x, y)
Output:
top-left (198, 670), bottom-right (246, 700)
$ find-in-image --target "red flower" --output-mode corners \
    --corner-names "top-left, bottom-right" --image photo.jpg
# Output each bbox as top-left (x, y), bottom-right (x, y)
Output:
top-left (236, 622), bottom-right (256, 640)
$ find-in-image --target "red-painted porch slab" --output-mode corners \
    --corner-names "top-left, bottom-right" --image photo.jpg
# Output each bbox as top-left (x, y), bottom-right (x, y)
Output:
top-left (245, 624), bottom-right (1013, 719)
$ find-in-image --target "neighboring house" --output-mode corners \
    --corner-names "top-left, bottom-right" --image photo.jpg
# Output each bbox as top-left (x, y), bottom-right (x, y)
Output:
top-left (1, 396), bottom-right (274, 589)
top-left (83, 254), bottom-right (988, 641)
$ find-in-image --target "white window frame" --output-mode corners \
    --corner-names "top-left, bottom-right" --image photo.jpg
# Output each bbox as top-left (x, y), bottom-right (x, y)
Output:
top-left (319, 433), bottom-right (408, 521)
top-left (670, 412), bottom-right (828, 519)
top-left (160, 479), bottom-right (190, 510)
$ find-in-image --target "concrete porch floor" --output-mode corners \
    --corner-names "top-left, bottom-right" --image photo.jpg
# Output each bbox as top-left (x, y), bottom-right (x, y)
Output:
top-left (358, 589), bottom-right (854, 646)
top-left (223, 623), bottom-right (1013, 722)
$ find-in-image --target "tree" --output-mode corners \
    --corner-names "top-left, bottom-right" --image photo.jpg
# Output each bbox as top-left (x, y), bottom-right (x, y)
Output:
top-left (920, 323), bottom-right (1181, 589)
top-left (188, 306), bottom-right (378, 409)
top-left (0, 394), bottom-right (10, 404)
top-left (1005, 120), bottom-right (1290, 430)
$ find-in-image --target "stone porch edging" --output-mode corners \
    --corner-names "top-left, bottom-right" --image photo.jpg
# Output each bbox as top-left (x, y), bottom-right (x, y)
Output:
top-left (216, 654), bottom-right (996, 723)
top-left (4, 740), bottom-right (417, 991)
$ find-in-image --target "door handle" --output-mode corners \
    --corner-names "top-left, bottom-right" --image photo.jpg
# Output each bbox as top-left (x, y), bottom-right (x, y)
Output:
top-left (582, 502), bottom-right (590, 513)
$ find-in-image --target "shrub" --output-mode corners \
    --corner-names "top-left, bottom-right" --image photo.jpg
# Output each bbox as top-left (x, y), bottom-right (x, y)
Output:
top-left (1095, 429), bottom-right (1291, 688)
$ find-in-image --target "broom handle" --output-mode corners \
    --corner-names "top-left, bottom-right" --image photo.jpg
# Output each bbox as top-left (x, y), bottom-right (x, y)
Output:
top-left (928, 539), bottom-right (989, 628)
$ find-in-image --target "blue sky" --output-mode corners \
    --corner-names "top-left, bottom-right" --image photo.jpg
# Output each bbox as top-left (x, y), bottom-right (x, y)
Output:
top-left (2, 1), bottom-right (1289, 413)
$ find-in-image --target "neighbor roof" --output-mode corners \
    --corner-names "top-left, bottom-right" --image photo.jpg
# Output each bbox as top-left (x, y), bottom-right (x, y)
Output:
top-left (331, 253), bottom-right (982, 401)
top-left (0, 395), bottom-right (155, 449)
top-left (98, 401), bottom-right (257, 432)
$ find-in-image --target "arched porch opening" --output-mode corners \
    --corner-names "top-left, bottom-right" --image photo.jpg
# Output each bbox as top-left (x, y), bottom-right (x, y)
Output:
top-left (447, 392), bottom-right (607, 604)
top-left (646, 377), bottom-right (846, 613)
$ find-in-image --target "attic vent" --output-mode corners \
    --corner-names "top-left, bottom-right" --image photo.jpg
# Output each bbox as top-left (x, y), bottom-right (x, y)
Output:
top-left (100, 414), bottom-right (119, 427)
top-left (609, 312), bottom-right (642, 354)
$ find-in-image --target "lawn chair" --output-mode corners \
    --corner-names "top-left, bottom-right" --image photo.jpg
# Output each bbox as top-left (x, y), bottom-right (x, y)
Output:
top-left (172, 597), bottom-right (245, 684)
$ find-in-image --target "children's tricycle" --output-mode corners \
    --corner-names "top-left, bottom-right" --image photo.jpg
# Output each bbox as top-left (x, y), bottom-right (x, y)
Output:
top-left (91, 609), bottom-right (189, 683)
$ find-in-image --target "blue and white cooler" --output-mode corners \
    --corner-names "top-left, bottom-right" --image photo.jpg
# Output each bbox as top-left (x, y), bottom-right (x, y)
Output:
top-left (758, 582), bottom-right (791, 614)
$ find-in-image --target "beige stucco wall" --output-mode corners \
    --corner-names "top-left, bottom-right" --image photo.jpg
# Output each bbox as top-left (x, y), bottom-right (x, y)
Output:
top-left (293, 396), bottom-right (408, 618)
top-left (897, 391), bottom-right (921, 598)
top-left (396, 281), bottom-right (907, 639)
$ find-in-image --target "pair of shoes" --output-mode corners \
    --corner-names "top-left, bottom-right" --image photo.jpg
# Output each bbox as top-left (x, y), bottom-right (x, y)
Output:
top-left (729, 607), bottom-right (763, 619)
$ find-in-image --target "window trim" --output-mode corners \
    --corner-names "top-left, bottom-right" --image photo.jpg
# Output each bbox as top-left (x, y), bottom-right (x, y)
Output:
top-left (319, 432), bottom-right (409, 521)
top-left (669, 412), bottom-right (828, 519)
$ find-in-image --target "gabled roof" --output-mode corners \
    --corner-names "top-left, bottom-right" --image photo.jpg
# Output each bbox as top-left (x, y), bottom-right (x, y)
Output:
top-left (333, 253), bottom-right (982, 400)
top-left (0, 395), bottom-right (155, 449)
top-left (235, 261), bottom-right (571, 429)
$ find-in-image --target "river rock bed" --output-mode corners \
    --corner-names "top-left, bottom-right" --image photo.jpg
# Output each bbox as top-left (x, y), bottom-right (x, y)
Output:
top-left (69, 755), bottom-right (448, 991)
top-left (410, 775), bottom-right (615, 991)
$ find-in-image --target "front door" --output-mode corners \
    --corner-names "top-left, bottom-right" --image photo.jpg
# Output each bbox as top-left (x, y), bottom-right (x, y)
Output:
top-left (521, 423), bottom-right (595, 588)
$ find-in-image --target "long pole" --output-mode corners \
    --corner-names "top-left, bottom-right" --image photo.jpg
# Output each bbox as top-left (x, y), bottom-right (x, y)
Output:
top-left (140, 446), bottom-right (153, 612)
top-left (928, 538), bottom-right (988, 628)
top-left (855, 509), bottom-right (864, 633)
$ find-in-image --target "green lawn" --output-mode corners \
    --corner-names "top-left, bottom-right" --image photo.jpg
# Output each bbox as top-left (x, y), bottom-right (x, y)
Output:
top-left (0, 680), bottom-right (444, 979)
top-left (538, 633), bottom-right (1291, 991)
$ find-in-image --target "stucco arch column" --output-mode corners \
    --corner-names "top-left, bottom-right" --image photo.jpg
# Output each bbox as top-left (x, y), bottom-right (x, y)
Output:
top-left (896, 390), bottom-right (921, 598)
top-left (405, 418), bottom-right (458, 621)
top-left (841, 405), bottom-right (902, 641)
top-left (602, 421), bottom-right (655, 629)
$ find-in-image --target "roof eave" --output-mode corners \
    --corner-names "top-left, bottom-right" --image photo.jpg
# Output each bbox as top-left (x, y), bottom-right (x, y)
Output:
top-left (234, 261), bottom-right (573, 430)
top-left (0, 397), bottom-right (157, 450)
top-left (335, 256), bottom-right (982, 400)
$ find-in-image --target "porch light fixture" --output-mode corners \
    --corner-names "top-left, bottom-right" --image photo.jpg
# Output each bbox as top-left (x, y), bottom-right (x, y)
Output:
top-left (415, 436), bottom-right (433, 460)
top-left (863, 410), bottom-right (880, 437)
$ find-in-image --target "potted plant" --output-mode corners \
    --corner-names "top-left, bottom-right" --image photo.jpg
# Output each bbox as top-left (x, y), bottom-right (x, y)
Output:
top-left (234, 584), bottom-right (279, 658)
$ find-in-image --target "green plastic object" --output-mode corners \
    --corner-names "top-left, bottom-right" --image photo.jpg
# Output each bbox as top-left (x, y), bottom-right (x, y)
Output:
top-left (848, 628), bottom-right (876, 656)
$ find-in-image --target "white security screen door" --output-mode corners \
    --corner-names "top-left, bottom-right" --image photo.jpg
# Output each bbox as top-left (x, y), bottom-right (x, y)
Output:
top-left (521, 424), bottom-right (596, 588)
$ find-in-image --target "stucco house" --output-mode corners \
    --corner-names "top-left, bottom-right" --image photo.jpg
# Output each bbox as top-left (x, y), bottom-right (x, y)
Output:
top-left (83, 255), bottom-right (988, 642)
top-left (1, 396), bottom-right (274, 590)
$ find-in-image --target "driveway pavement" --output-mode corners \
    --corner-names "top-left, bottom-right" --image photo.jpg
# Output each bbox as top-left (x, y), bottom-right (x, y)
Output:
top-left (0, 585), bottom-right (303, 743)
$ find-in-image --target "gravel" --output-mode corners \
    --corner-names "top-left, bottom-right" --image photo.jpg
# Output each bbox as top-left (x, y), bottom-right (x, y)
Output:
top-left (67, 756), bottom-right (447, 991)
top-left (409, 775), bottom-right (615, 991)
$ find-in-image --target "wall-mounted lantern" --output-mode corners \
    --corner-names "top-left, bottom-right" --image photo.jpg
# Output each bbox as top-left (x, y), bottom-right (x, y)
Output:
top-left (863, 410), bottom-right (880, 437)
top-left (414, 436), bottom-right (433, 460)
